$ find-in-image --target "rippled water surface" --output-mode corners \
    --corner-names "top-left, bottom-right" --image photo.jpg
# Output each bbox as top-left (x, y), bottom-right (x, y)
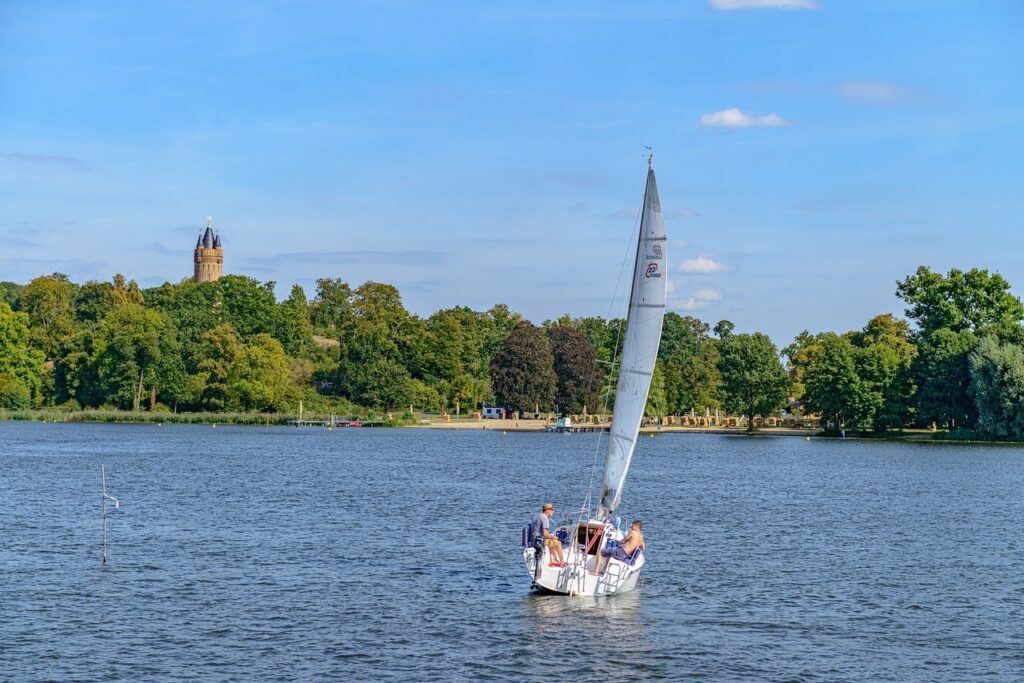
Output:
top-left (2, 423), bottom-right (1023, 681)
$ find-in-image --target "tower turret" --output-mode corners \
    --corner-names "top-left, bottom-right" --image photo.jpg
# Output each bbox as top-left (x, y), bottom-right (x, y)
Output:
top-left (193, 216), bottom-right (224, 283)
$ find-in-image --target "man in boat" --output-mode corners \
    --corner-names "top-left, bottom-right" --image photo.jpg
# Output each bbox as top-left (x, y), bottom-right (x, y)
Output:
top-left (530, 503), bottom-right (565, 567)
top-left (600, 519), bottom-right (645, 572)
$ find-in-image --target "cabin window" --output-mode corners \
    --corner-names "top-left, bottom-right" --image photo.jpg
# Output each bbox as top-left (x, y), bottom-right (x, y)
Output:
top-left (575, 524), bottom-right (604, 555)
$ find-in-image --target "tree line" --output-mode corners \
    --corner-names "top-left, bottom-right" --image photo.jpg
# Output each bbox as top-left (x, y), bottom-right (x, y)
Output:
top-left (1, 266), bottom-right (1023, 440)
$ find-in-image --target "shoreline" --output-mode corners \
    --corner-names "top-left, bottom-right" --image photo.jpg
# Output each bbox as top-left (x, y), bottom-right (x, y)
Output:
top-left (4, 411), bottom-right (1023, 447)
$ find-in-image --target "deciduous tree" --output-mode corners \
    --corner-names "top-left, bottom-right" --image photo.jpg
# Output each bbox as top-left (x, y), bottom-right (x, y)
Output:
top-left (490, 321), bottom-right (555, 413)
top-left (718, 332), bottom-right (789, 431)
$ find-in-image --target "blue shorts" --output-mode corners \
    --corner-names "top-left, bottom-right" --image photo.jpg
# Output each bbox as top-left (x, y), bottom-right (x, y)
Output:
top-left (601, 545), bottom-right (628, 562)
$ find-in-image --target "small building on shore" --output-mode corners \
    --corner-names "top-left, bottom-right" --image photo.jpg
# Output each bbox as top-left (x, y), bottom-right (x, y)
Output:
top-left (482, 406), bottom-right (506, 419)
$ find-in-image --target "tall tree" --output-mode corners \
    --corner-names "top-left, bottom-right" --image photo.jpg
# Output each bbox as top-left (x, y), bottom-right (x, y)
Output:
top-left (969, 336), bottom-right (1024, 440)
top-left (897, 266), bottom-right (1024, 335)
top-left (802, 333), bottom-right (861, 431)
top-left (913, 328), bottom-right (977, 429)
top-left (490, 321), bottom-right (556, 413)
top-left (18, 273), bottom-right (77, 359)
top-left (276, 284), bottom-right (314, 356)
top-left (718, 333), bottom-right (789, 431)
top-left (92, 303), bottom-right (164, 410)
top-left (659, 313), bottom-right (720, 415)
top-left (192, 324), bottom-right (243, 411)
top-left (548, 325), bottom-right (599, 414)
top-left (0, 303), bottom-right (46, 408)
top-left (309, 277), bottom-right (352, 335)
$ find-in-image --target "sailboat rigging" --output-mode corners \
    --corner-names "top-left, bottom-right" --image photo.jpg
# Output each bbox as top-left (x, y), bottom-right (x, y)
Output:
top-left (523, 155), bottom-right (667, 595)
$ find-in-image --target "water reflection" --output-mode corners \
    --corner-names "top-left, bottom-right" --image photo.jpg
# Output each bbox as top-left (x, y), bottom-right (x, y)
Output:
top-left (524, 589), bottom-right (646, 638)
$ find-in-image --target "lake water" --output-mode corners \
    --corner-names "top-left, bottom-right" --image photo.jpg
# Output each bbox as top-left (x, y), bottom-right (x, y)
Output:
top-left (1, 423), bottom-right (1022, 681)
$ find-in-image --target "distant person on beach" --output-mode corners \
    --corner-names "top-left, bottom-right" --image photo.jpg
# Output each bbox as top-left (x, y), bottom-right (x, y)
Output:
top-left (600, 520), bottom-right (645, 573)
top-left (530, 503), bottom-right (564, 566)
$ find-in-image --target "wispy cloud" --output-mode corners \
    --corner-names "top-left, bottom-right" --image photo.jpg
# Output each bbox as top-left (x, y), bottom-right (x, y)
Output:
top-left (141, 242), bottom-right (181, 256)
top-left (609, 208), bottom-right (641, 220)
top-left (834, 79), bottom-right (912, 105)
top-left (691, 288), bottom-right (723, 302)
top-left (679, 256), bottom-right (731, 273)
top-left (569, 201), bottom-right (591, 212)
top-left (710, 0), bottom-right (819, 10)
top-left (699, 108), bottom-right (788, 128)
top-left (246, 250), bottom-right (444, 270)
top-left (2, 152), bottom-right (91, 172)
top-left (665, 209), bottom-right (701, 219)
top-left (673, 288), bottom-right (723, 311)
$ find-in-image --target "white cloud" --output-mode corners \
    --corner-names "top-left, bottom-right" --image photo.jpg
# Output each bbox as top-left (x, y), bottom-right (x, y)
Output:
top-left (665, 208), bottom-right (701, 219)
top-left (675, 297), bottom-right (703, 311)
top-left (679, 256), bottom-right (730, 273)
top-left (710, 0), bottom-right (819, 10)
top-left (672, 288), bottom-right (723, 311)
top-left (700, 108), bottom-right (788, 128)
top-left (692, 288), bottom-right (723, 302)
top-left (834, 80), bottom-right (911, 105)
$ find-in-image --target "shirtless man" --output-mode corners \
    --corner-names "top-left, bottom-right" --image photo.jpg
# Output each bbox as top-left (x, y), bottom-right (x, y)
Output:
top-left (530, 503), bottom-right (565, 566)
top-left (599, 519), bottom-right (645, 573)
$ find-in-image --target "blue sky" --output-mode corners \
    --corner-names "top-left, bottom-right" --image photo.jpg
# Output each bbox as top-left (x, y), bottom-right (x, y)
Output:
top-left (2, 0), bottom-right (1022, 345)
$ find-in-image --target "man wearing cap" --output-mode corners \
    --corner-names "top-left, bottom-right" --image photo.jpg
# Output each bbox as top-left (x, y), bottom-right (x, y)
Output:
top-left (530, 503), bottom-right (564, 567)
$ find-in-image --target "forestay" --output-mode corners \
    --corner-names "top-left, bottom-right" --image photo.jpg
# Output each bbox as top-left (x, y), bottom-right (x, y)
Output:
top-left (597, 160), bottom-right (667, 519)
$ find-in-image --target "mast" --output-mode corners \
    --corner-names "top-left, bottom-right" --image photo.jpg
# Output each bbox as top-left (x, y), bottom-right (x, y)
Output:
top-left (596, 156), bottom-right (667, 519)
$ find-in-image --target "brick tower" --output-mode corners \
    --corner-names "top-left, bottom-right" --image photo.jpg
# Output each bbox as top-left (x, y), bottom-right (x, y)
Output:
top-left (193, 216), bottom-right (223, 283)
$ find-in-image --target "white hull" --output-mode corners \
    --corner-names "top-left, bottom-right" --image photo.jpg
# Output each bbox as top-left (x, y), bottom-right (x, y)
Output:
top-left (523, 524), bottom-right (644, 596)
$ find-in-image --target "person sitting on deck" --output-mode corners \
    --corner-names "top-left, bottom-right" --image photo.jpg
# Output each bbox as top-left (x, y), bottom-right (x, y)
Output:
top-left (530, 503), bottom-right (565, 567)
top-left (600, 519), bottom-right (645, 573)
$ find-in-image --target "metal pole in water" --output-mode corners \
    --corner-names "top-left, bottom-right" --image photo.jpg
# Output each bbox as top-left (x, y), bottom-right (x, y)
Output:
top-left (101, 464), bottom-right (107, 564)
top-left (100, 465), bottom-right (120, 565)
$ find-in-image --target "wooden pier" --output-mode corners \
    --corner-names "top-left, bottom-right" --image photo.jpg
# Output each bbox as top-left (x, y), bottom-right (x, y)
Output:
top-left (286, 419), bottom-right (383, 428)
top-left (545, 424), bottom-right (609, 433)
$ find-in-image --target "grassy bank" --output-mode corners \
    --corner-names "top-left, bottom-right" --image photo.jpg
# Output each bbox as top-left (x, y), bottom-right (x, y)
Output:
top-left (0, 407), bottom-right (420, 427)
top-left (0, 409), bottom-right (294, 425)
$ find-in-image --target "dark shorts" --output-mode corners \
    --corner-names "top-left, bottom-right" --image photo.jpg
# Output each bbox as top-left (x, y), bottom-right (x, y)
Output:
top-left (601, 546), bottom-right (629, 562)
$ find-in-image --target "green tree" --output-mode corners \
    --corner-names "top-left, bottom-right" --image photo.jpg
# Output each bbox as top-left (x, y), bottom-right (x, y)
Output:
top-left (309, 277), bottom-right (352, 335)
top-left (645, 360), bottom-right (667, 418)
top-left (218, 275), bottom-right (278, 339)
top-left (659, 313), bottom-right (720, 415)
top-left (969, 336), bottom-right (1024, 440)
top-left (801, 333), bottom-right (860, 431)
top-left (276, 284), bottom-right (313, 356)
top-left (852, 314), bottom-right (917, 430)
top-left (897, 266), bottom-right (1024, 335)
top-left (18, 273), bottom-right (77, 359)
top-left (0, 303), bottom-right (46, 407)
top-left (226, 333), bottom-right (298, 412)
top-left (192, 324), bottom-right (243, 410)
top-left (1, 282), bottom-right (23, 307)
top-left (353, 357), bottom-right (414, 410)
top-left (718, 332), bottom-right (789, 431)
top-left (548, 325), bottom-right (600, 414)
top-left (490, 321), bottom-right (556, 413)
top-left (913, 328), bottom-right (977, 429)
top-left (92, 303), bottom-right (164, 410)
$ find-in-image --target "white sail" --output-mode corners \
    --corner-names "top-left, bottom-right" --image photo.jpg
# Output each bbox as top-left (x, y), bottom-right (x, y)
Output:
top-left (597, 159), bottom-right (667, 519)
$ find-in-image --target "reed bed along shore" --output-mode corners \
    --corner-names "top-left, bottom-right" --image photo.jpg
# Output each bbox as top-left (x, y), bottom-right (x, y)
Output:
top-left (1, 409), bottom-right (295, 425)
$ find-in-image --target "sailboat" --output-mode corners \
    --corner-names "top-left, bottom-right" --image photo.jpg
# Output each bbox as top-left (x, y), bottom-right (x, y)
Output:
top-left (523, 155), bottom-right (667, 595)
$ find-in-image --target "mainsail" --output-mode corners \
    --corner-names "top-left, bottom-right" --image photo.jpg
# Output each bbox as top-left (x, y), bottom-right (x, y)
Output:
top-left (597, 157), bottom-right (667, 519)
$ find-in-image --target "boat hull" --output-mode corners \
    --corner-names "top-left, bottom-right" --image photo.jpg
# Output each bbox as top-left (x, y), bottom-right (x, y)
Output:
top-left (523, 525), bottom-right (644, 596)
